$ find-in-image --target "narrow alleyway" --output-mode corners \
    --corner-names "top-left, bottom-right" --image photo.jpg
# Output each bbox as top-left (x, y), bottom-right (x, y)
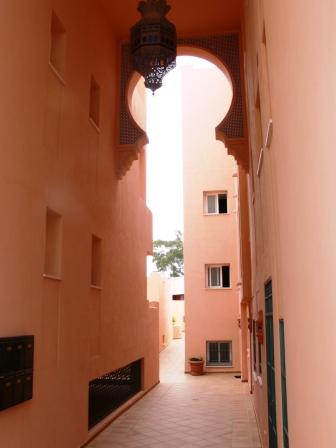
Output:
top-left (87, 338), bottom-right (261, 448)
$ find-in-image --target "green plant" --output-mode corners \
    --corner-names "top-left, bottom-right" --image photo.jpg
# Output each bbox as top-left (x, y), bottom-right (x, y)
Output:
top-left (153, 230), bottom-right (184, 277)
top-left (189, 357), bottom-right (203, 362)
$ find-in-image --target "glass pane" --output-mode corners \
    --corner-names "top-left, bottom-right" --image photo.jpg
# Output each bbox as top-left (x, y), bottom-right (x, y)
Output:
top-left (219, 342), bottom-right (231, 364)
top-left (218, 194), bottom-right (228, 213)
top-left (209, 267), bottom-right (220, 287)
top-left (208, 343), bottom-right (218, 363)
top-left (222, 266), bottom-right (230, 287)
top-left (207, 195), bottom-right (217, 213)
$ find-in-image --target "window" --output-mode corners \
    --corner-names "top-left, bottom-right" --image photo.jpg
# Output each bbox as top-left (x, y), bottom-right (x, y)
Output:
top-left (91, 235), bottom-right (102, 287)
top-left (258, 339), bottom-right (262, 375)
top-left (252, 320), bottom-right (257, 372)
top-left (172, 294), bottom-right (184, 301)
top-left (89, 77), bottom-right (100, 127)
top-left (204, 192), bottom-right (228, 214)
top-left (207, 265), bottom-right (230, 288)
top-left (44, 208), bottom-right (62, 277)
top-left (206, 341), bottom-right (232, 367)
top-left (50, 12), bottom-right (66, 78)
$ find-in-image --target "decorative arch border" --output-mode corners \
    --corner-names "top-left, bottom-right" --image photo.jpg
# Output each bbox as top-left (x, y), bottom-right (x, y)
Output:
top-left (117, 33), bottom-right (248, 178)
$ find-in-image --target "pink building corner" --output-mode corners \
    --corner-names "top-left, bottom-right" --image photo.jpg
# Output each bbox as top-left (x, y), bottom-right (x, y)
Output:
top-left (181, 61), bottom-right (242, 375)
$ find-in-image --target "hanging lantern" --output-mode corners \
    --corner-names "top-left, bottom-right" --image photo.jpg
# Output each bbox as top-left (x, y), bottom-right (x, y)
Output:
top-left (130, 0), bottom-right (177, 94)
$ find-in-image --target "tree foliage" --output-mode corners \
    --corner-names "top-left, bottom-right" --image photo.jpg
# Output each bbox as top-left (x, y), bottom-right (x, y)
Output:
top-left (153, 230), bottom-right (184, 277)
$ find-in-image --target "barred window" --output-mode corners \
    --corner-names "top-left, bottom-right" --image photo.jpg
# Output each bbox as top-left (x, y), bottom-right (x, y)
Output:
top-left (206, 341), bottom-right (232, 366)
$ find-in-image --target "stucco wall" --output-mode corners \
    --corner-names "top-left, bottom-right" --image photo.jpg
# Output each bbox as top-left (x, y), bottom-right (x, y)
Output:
top-left (244, 1), bottom-right (336, 447)
top-left (0, 2), bottom-right (158, 447)
top-left (148, 272), bottom-right (172, 351)
top-left (147, 273), bottom-right (185, 351)
top-left (182, 62), bottom-right (241, 374)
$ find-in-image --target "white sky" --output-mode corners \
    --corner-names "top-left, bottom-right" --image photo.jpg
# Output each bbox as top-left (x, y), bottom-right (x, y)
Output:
top-left (145, 56), bottom-right (222, 274)
top-left (146, 57), bottom-right (215, 239)
top-left (146, 62), bottom-right (182, 242)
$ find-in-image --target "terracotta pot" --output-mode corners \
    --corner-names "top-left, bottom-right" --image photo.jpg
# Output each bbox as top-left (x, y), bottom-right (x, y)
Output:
top-left (189, 360), bottom-right (204, 376)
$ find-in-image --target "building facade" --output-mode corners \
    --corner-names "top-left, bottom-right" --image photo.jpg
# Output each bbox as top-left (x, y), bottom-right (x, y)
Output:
top-left (1, 1), bottom-right (336, 447)
top-left (0, 3), bottom-right (158, 447)
top-left (182, 62), bottom-right (241, 374)
top-left (147, 272), bottom-right (185, 351)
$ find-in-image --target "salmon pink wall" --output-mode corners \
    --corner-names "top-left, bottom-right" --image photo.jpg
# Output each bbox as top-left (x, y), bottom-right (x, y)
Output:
top-left (244, 1), bottom-right (336, 446)
top-left (3, 1), bottom-right (336, 447)
top-left (0, 1), bottom-right (158, 447)
top-left (182, 62), bottom-right (241, 373)
top-left (147, 272), bottom-right (172, 351)
top-left (169, 277), bottom-right (185, 331)
top-left (147, 273), bottom-right (185, 351)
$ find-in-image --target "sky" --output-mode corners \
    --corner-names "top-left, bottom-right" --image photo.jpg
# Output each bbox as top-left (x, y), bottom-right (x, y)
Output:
top-left (145, 56), bottom-right (224, 274)
top-left (146, 57), bottom-right (216, 239)
top-left (146, 61), bottom-right (183, 242)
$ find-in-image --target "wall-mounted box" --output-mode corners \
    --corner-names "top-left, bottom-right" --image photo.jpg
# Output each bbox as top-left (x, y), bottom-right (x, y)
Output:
top-left (0, 375), bottom-right (14, 410)
top-left (0, 336), bottom-right (34, 372)
top-left (23, 370), bottom-right (33, 401)
top-left (0, 336), bottom-right (34, 411)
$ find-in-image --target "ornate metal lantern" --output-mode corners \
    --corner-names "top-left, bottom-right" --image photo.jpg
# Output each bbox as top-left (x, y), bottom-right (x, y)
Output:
top-left (131, 0), bottom-right (177, 94)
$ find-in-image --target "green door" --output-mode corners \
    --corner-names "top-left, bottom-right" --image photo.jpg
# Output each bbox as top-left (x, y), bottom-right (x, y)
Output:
top-left (265, 280), bottom-right (278, 448)
top-left (279, 320), bottom-right (289, 447)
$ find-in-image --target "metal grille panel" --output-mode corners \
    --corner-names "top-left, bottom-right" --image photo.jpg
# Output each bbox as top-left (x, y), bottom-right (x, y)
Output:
top-left (120, 34), bottom-right (245, 146)
top-left (206, 341), bottom-right (232, 366)
top-left (88, 359), bottom-right (142, 429)
top-left (178, 34), bottom-right (244, 139)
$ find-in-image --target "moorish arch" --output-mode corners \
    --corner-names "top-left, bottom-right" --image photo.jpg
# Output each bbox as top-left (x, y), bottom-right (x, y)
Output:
top-left (117, 34), bottom-right (248, 178)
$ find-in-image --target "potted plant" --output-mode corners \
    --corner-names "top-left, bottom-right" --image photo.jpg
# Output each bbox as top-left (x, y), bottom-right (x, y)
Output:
top-left (189, 357), bottom-right (204, 376)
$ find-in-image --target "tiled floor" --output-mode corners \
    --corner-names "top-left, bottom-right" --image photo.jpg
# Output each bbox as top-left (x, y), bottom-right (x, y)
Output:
top-left (87, 337), bottom-right (261, 448)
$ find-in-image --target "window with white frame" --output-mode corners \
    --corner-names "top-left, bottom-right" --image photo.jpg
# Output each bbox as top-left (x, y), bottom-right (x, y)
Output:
top-left (204, 192), bottom-right (228, 214)
top-left (206, 341), bottom-right (232, 366)
top-left (206, 265), bottom-right (230, 288)
top-left (252, 320), bottom-right (257, 372)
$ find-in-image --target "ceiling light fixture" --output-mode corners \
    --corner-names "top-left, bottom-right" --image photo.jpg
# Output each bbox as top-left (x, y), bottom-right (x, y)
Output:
top-left (130, 0), bottom-right (177, 94)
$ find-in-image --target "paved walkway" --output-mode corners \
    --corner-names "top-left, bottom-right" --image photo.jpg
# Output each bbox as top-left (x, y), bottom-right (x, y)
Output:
top-left (87, 338), bottom-right (261, 448)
